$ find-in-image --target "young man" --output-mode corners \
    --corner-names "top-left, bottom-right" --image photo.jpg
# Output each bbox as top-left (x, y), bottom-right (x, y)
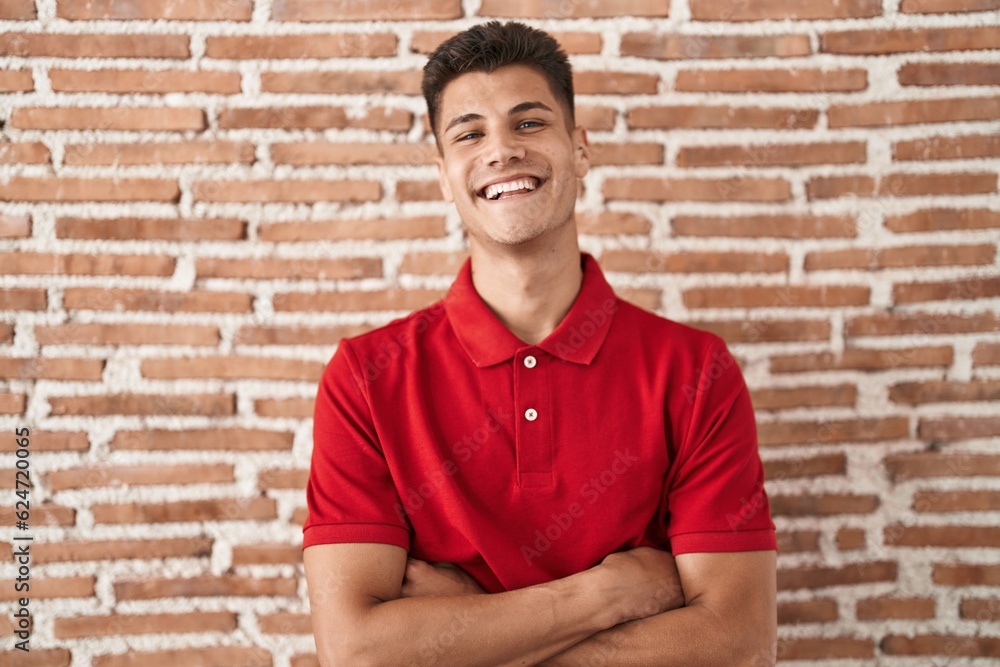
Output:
top-left (303, 21), bottom-right (777, 666)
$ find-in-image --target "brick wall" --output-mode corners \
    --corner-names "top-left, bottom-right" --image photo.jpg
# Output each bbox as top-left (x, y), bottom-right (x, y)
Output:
top-left (1, 0), bottom-right (998, 665)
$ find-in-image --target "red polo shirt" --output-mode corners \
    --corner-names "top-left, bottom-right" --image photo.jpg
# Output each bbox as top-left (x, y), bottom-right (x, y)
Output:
top-left (303, 252), bottom-right (775, 593)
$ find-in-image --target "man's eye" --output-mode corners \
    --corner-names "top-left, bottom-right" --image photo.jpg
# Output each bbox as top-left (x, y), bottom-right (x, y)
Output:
top-left (518, 121), bottom-right (542, 129)
top-left (458, 132), bottom-right (481, 141)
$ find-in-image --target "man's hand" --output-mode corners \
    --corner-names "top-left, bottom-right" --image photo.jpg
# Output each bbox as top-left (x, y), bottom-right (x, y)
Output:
top-left (401, 557), bottom-right (487, 598)
top-left (596, 546), bottom-right (685, 622)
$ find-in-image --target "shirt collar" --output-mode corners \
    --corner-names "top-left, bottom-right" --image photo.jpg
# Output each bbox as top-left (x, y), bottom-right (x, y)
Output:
top-left (443, 252), bottom-right (618, 367)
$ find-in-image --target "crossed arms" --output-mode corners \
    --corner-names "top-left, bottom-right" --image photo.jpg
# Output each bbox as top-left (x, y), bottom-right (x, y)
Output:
top-left (303, 542), bottom-right (776, 666)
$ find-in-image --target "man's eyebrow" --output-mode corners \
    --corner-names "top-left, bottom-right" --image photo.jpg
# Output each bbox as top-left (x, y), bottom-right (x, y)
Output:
top-left (444, 113), bottom-right (484, 133)
top-left (443, 101), bottom-right (555, 133)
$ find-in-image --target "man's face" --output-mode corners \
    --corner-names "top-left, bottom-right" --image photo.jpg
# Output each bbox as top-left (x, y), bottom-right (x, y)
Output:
top-left (433, 64), bottom-right (590, 249)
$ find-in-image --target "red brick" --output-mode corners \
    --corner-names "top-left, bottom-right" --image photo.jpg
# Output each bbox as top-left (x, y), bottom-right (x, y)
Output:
top-left (589, 142), bottom-right (664, 166)
top-left (273, 0), bottom-right (461, 20)
top-left (274, 288), bottom-right (444, 313)
top-left (0, 576), bottom-right (93, 600)
top-left (412, 30), bottom-right (601, 55)
top-left (64, 141), bottom-right (253, 166)
top-left (57, 0), bottom-right (251, 20)
top-left (847, 312), bottom-right (1000, 337)
top-left (577, 211), bottom-right (651, 235)
top-left (192, 179), bottom-right (379, 204)
top-left (920, 416), bottom-right (1000, 441)
top-left (601, 249), bottom-right (787, 273)
top-left (261, 69), bottom-right (421, 95)
top-left (758, 418), bottom-right (909, 447)
top-left (684, 285), bottom-right (869, 309)
top-left (0, 177), bottom-right (179, 202)
top-left (398, 252), bottom-right (469, 276)
top-left (858, 596), bottom-right (936, 620)
top-left (50, 69), bottom-right (241, 94)
top-left (879, 172), bottom-right (997, 196)
top-left (0, 252), bottom-right (174, 276)
top-left (914, 489), bottom-right (1000, 513)
top-left (49, 393), bottom-right (235, 417)
top-left (604, 177), bottom-right (790, 202)
top-left (260, 216), bottom-right (444, 241)
top-left (0, 393), bottom-right (26, 415)
top-left (232, 544), bottom-right (303, 565)
top-left (961, 598), bottom-right (1000, 621)
top-left (141, 356), bottom-right (323, 381)
top-left (93, 647), bottom-right (270, 667)
top-left (0, 325), bottom-right (12, 346)
top-left (678, 141), bottom-right (865, 167)
top-left (899, 62), bottom-right (1000, 86)
top-left (692, 319), bottom-right (831, 343)
top-left (0, 0), bottom-right (36, 19)
top-left (49, 464), bottom-right (233, 491)
top-left (886, 524), bottom-right (1000, 547)
top-left (218, 105), bottom-right (411, 131)
top-left (36, 322), bottom-right (220, 346)
top-left (290, 507), bottom-right (308, 525)
top-left (111, 428), bottom-right (294, 451)
top-left (751, 384), bottom-right (856, 410)
top-left (234, 323), bottom-right (372, 346)
top-left (64, 288), bottom-right (251, 313)
top-left (56, 611), bottom-right (235, 638)
top-left (93, 498), bottom-right (276, 524)
top-left (881, 634), bottom-right (1000, 657)
top-left (0, 214), bottom-right (31, 237)
top-left (806, 244), bottom-right (995, 270)
top-left (886, 452), bottom-right (1000, 480)
top-left (574, 71), bottom-right (659, 95)
top-left (934, 563), bottom-right (1000, 586)
top-left (255, 397), bottom-right (313, 418)
top-left (778, 599), bottom-right (838, 624)
top-left (56, 216), bottom-right (245, 241)
top-left (0, 32), bottom-right (189, 58)
top-left (676, 67), bottom-right (865, 92)
top-left (836, 527), bottom-right (866, 551)
top-left (195, 256), bottom-right (380, 281)
top-left (114, 575), bottom-right (295, 600)
top-left (0, 287), bottom-right (46, 310)
top-left (0, 358), bottom-right (104, 381)
top-left (35, 537), bottom-right (212, 564)
top-left (764, 453), bottom-right (847, 480)
top-left (777, 637), bottom-right (875, 660)
top-left (272, 141), bottom-right (434, 166)
top-left (901, 0), bottom-right (1000, 12)
top-left (0, 649), bottom-right (70, 666)
top-left (206, 33), bottom-right (396, 59)
top-left (576, 105), bottom-right (617, 131)
top-left (886, 207), bottom-right (1000, 232)
top-left (974, 342), bottom-right (1000, 366)
top-left (259, 612), bottom-right (311, 634)
top-left (822, 27), bottom-right (1000, 54)
top-left (779, 561), bottom-right (897, 590)
top-left (0, 141), bottom-right (48, 163)
top-left (806, 175), bottom-right (874, 199)
top-left (891, 380), bottom-right (1000, 405)
top-left (894, 134), bottom-right (1000, 161)
top-left (770, 345), bottom-right (953, 373)
top-left (829, 96), bottom-right (1000, 127)
top-left (621, 33), bottom-right (809, 59)
top-left (0, 431), bottom-right (88, 453)
top-left (673, 214), bottom-right (854, 238)
top-left (629, 105), bottom-right (818, 129)
top-left (11, 106), bottom-right (204, 131)
top-left (770, 494), bottom-right (879, 517)
top-left (691, 0), bottom-right (879, 20)
top-left (259, 469), bottom-right (309, 490)
top-left (0, 69), bottom-right (33, 91)
top-left (778, 530), bottom-right (820, 553)
top-left (480, 0), bottom-right (666, 17)
top-left (895, 276), bottom-right (1000, 304)
top-left (395, 180), bottom-right (441, 202)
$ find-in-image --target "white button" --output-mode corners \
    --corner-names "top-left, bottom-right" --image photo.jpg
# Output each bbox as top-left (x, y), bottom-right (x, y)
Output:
top-left (524, 408), bottom-right (537, 421)
top-left (524, 355), bottom-right (537, 368)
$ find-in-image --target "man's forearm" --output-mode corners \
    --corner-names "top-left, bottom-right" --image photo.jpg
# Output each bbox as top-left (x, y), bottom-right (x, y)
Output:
top-left (334, 566), bottom-right (623, 667)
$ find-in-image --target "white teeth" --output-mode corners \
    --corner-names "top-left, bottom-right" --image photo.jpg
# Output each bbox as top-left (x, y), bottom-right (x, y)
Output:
top-left (484, 178), bottom-right (537, 200)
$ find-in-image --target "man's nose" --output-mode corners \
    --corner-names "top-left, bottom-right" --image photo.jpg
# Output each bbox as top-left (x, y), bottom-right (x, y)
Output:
top-left (484, 130), bottom-right (525, 166)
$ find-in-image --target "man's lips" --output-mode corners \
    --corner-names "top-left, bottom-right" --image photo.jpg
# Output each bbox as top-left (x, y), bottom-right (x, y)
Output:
top-left (476, 175), bottom-right (544, 200)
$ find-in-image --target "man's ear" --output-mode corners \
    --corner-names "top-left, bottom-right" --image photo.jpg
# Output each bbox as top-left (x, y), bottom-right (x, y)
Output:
top-left (573, 126), bottom-right (591, 179)
top-left (434, 151), bottom-right (454, 203)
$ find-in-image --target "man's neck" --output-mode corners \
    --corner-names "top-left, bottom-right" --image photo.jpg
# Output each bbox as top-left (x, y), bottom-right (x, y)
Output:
top-left (468, 231), bottom-right (583, 346)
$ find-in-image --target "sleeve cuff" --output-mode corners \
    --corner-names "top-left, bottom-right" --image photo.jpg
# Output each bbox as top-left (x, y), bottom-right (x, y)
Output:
top-left (302, 522), bottom-right (410, 551)
top-left (670, 528), bottom-right (777, 555)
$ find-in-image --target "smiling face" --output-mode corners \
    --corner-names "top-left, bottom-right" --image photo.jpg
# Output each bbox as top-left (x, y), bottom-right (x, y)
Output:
top-left (433, 64), bottom-right (590, 250)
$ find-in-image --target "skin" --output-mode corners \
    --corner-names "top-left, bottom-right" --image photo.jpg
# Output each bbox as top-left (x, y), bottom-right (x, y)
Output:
top-left (303, 62), bottom-right (777, 667)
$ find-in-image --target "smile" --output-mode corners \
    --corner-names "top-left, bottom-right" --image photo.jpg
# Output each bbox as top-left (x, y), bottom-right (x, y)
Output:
top-left (477, 176), bottom-right (543, 201)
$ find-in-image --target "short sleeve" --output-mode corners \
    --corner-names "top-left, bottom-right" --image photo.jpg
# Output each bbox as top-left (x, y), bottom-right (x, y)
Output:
top-left (665, 336), bottom-right (777, 555)
top-left (302, 338), bottom-right (411, 550)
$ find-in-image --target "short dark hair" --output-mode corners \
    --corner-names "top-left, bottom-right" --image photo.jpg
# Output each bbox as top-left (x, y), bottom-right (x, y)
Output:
top-left (421, 21), bottom-right (575, 141)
